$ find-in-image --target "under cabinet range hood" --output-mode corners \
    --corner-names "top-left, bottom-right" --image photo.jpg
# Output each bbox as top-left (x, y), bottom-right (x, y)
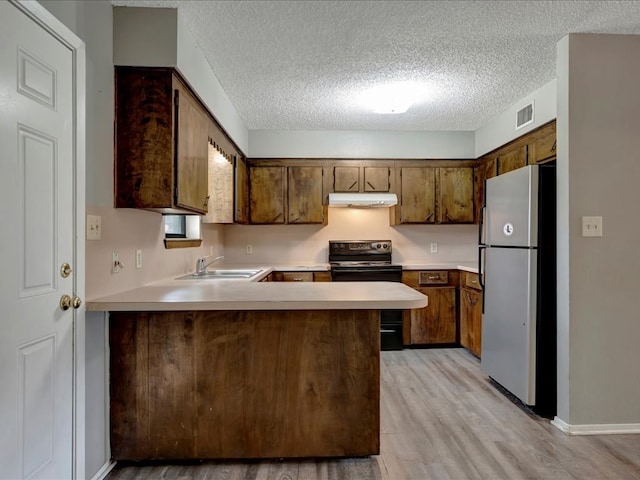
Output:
top-left (328, 192), bottom-right (398, 207)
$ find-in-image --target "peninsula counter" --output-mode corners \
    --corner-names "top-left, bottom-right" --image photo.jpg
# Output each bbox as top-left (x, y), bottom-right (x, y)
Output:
top-left (87, 281), bottom-right (427, 461)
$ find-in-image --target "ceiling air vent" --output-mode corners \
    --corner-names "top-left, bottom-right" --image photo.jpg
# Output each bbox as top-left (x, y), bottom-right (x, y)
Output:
top-left (516, 102), bottom-right (534, 130)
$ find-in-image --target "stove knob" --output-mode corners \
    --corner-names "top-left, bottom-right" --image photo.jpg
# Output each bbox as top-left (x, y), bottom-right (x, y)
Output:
top-left (376, 243), bottom-right (381, 249)
top-left (382, 243), bottom-right (388, 249)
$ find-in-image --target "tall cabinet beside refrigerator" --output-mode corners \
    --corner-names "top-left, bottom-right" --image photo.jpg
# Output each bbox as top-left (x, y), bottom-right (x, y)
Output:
top-left (479, 163), bottom-right (556, 418)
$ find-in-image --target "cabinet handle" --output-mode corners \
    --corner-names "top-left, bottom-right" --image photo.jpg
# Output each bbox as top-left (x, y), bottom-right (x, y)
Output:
top-left (425, 212), bottom-right (434, 222)
top-left (428, 275), bottom-right (439, 280)
top-left (445, 210), bottom-right (453, 221)
top-left (551, 140), bottom-right (557, 152)
top-left (366, 181), bottom-right (376, 190)
top-left (271, 213), bottom-right (283, 223)
top-left (292, 277), bottom-right (304, 282)
top-left (348, 180), bottom-right (357, 190)
top-left (204, 195), bottom-right (210, 207)
top-left (466, 291), bottom-right (479, 306)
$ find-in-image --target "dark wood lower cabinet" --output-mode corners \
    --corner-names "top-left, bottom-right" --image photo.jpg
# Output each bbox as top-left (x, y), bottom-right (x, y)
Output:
top-left (109, 310), bottom-right (380, 460)
top-left (404, 287), bottom-right (456, 345)
top-left (460, 288), bottom-right (483, 357)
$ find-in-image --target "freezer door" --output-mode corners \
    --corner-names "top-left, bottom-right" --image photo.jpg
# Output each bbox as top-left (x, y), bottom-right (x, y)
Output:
top-left (485, 165), bottom-right (538, 247)
top-left (481, 247), bottom-right (537, 406)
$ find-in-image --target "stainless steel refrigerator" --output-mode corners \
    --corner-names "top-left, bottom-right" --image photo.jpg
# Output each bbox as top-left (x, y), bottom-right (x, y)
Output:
top-left (479, 163), bottom-right (556, 418)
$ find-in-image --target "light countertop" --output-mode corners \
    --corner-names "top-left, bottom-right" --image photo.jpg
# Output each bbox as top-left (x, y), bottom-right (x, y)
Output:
top-left (86, 280), bottom-right (427, 312)
top-left (401, 262), bottom-right (478, 273)
top-left (85, 261), bottom-right (480, 312)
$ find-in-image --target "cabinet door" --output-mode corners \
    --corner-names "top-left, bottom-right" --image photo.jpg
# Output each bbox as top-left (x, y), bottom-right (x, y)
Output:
top-left (439, 167), bottom-right (474, 223)
top-left (333, 166), bottom-right (359, 192)
top-left (498, 145), bottom-right (527, 175)
top-left (399, 167), bottom-right (436, 224)
top-left (531, 124), bottom-right (556, 164)
top-left (460, 288), bottom-right (482, 357)
top-left (364, 167), bottom-right (390, 192)
top-left (249, 166), bottom-right (285, 224)
top-left (234, 156), bottom-right (248, 224)
top-left (288, 166), bottom-right (324, 224)
top-left (202, 144), bottom-right (234, 224)
top-left (409, 287), bottom-right (456, 344)
top-left (174, 82), bottom-right (209, 214)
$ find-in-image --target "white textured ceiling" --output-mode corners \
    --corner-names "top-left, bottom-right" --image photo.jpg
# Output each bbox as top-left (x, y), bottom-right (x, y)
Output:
top-left (111, 0), bottom-right (640, 131)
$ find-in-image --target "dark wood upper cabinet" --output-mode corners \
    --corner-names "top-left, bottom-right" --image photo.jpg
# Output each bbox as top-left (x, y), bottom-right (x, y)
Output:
top-left (288, 166), bottom-right (324, 224)
top-left (247, 164), bottom-right (325, 225)
top-left (363, 167), bottom-right (390, 192)
top-left (333, 166), bottom-right (360, 192)
top-left (497, 144), bottom-right (527, 175)
top-left (530, 122), bottom-right (557, 164)
top-left (249, 166), bottom-right (285, 224)
top-left (439, 167), bottom-right (474, 224)
top-left (399, 167), bottom-right (436, 224)
top-left (332, 165), bottom-right (390, 193)
top-left (114, 67), bottom-right (209, 214)
top-left (234, 156), bottom-right (249, 224)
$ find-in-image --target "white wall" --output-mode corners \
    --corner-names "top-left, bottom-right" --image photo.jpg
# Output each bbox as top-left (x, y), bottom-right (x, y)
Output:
top-left (113, 6), bottom-right (249, 154)
top-left (556, 34), bottom-right (640, 429)
top-left (249, 130), bottom-right (475, 159)
top-left (40, 2), bottom-right (227, 478)
top-left (475, 79), bottom-right (557, 158)
top-left (224, 209), bottom-right (476, 265)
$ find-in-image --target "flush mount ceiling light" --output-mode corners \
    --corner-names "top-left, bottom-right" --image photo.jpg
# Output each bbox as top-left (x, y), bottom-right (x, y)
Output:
top-left (359, 81), bottom-right (433, 115)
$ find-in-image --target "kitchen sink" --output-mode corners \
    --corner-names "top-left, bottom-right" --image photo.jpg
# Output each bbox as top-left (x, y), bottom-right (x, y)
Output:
top-left (177, 269), bottom-right (263, 280)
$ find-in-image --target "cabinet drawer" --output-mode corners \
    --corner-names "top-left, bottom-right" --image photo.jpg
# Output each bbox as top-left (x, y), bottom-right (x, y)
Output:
top-left (463, 272), bottom-right (481, 290)
top-left (418, 271), bottom-right (448, 285)
top-left (281, 272), bottom-right (314, 282)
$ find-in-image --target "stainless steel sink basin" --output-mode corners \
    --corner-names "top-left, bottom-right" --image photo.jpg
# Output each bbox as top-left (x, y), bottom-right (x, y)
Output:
top-left (177, 269), bottom-right (262, 280)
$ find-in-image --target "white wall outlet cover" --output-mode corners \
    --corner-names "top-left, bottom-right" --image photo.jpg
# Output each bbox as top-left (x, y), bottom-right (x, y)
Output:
top-left (581, 216), bottom-right (603, 237)
top-left (86, 214), bottom-right (102, 240)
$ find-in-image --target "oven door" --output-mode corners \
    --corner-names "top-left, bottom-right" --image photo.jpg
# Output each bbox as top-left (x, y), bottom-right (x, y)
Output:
top-left (330, 267), bottom-right (402, 283)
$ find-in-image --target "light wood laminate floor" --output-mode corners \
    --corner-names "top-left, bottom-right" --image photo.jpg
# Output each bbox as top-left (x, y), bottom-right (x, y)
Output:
top-left (105, 348), bottom-right (640, 480)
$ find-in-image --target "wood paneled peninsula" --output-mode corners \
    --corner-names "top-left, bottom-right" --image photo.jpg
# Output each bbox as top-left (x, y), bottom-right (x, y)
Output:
top-left (87, 278), bottom-right (426, 461)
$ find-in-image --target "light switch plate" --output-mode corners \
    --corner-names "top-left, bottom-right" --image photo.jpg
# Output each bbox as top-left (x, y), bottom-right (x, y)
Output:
top-left (582, 216), bottom-right (603, 237)
top-left (86, 214), bottom-right (101, 240)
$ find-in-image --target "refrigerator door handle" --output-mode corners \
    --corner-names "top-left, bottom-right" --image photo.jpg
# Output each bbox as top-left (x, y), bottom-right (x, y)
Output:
top-left (478, 203), bottom-right (486, 246)
top-left (478, 245), bottom-right (486, 313)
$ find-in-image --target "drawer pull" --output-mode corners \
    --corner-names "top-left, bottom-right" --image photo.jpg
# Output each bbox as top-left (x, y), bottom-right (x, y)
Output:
top-left (428, 275), bottom-right (440, 280)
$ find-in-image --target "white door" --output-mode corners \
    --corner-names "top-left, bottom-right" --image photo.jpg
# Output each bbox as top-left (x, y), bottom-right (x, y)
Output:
top-left (0, 2), bottom-right (84, 479)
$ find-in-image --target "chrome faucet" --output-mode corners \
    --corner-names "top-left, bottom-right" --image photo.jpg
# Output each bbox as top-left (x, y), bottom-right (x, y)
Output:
top-left (195, 255), bottom-right (224, 275)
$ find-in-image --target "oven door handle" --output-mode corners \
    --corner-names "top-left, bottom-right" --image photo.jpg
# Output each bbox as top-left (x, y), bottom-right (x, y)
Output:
top-left (331, 268), bottom-right (401, 275)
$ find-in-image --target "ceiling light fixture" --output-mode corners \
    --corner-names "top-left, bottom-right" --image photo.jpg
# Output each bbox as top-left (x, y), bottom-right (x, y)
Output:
top-left (359, 81), bottom-right (432, 115)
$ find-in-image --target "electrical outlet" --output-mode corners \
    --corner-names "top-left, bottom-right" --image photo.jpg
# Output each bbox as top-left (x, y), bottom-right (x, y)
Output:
top-left (136, 249), bottom-right (143, 269)
top-left (430, 242), bottom-right (438, 253)
top-left (86, 214), bottom-right (101, 240)
top-left (112, 251), bottom-right (121, 274)
top-left (246, 244), bottom-right (253, 254)
top-left (582, 216), bottom-right (603, 237)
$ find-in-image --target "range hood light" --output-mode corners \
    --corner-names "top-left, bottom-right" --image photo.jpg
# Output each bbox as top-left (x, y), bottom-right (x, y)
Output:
top-left (328, 193), bottom-right (398, 207)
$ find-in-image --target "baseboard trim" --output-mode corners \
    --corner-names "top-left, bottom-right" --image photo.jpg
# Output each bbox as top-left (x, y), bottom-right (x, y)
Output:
top-left (552, 417), bottom-right (640, 435)
top-left (89, 460), bottom-right (116, 480)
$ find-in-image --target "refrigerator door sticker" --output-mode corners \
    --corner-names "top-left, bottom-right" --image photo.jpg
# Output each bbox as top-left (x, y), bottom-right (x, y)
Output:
top-left (503, 223), bottom-right (514, 236)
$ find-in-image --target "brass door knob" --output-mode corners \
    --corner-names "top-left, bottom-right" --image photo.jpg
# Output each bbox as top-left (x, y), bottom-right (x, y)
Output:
top-left (60, 294), bottom-right (72, 311)
top-left (72, 296), bottom-right (82, 309)
top-left (60, 263), bottom-right (72, 278)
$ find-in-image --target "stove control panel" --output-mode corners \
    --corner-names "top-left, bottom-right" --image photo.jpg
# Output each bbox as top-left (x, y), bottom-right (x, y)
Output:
top-left (329, 240), bottom-right (392, 254)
